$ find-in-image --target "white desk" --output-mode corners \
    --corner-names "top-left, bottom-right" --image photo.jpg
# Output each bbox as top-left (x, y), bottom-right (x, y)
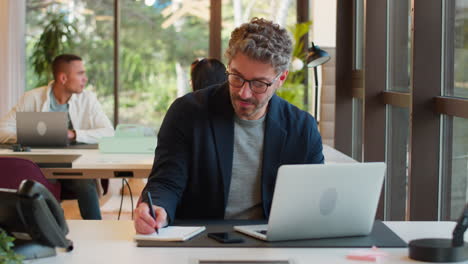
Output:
top-left (0, 148), bottom-right (154, 179)
top-left (26, 221), bottom-right (467, 264)
top-left (1, 144), bottom-right (354, 179)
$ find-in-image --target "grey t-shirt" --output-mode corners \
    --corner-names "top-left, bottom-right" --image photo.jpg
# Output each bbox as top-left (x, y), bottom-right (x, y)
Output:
top-left (224, 115), bottom-right (265, 219)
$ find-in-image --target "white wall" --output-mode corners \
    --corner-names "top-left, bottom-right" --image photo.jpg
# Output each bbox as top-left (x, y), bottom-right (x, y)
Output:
top-left (311, 0), bottom-right (337, 47)
top-left (0, 0), bottom-right (25, 117)
top-left (310, 0), bottom-right (337, 145)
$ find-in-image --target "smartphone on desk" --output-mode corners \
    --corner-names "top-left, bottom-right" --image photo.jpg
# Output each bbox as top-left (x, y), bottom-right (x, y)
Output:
top-left (208, 232), bottom-right (245, 243)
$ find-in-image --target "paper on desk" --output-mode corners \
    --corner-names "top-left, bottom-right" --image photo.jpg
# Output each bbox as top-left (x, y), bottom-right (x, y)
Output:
top-left (134, 226), bottom-right (206, 242)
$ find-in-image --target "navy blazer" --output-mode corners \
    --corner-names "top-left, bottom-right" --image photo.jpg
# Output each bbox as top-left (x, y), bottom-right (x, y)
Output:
top-left (143, 84), bottom-right (324, 223)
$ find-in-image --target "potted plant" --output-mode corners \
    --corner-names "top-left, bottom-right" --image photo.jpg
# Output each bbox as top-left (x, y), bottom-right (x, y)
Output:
top-left (30, 12), bottom-right (77, 87)
top-left (0, 228), bottom-right (24, 264)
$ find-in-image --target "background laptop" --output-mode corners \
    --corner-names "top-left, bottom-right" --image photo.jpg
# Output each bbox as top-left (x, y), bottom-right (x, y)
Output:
top-left (234, 162), bottom-right (386, 241)
top-left (16, 112), bottom-right (69, 147)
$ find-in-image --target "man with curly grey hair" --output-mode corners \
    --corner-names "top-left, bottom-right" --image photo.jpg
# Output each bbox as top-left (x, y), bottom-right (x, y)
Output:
top-left (134, 18), bottom-right (324, 234)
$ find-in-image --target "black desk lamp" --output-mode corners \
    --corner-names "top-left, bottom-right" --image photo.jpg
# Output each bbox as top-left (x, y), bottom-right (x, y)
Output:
top-left (409, 204), bottom-right (468, 262)
top-left (306, 42), bottom-right (331, 120)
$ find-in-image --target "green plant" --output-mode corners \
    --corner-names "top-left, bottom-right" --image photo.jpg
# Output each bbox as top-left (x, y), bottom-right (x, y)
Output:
top-left (276, 21), bottom-right (312, 110)
top-left (30, 12), bottom-right (77, 87)
top-left (0, 228), bottom-right (24, 264)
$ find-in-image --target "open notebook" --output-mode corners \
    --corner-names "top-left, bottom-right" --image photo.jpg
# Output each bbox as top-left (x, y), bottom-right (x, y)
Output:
top-left (134, 226), bottom-right (206, 242)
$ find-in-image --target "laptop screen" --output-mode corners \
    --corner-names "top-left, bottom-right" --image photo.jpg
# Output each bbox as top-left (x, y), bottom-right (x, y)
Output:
top-left (16, 112), bottom-right (69, 147)
top-left (235, 162), bottom-right (386, 242)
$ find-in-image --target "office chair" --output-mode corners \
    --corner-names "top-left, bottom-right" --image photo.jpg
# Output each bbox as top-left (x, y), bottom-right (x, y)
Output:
top-left (0, 157), bottom-right (61, 201)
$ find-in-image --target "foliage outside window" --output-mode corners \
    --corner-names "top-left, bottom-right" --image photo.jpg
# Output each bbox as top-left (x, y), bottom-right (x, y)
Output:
top-left (119, 0), bottom-right (209, 127)
top-left (276, 21), bottom-right (312, 110)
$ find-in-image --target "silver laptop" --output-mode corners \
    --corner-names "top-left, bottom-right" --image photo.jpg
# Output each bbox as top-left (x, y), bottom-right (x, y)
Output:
top-left (234, 162), bottom-right (386, 241)
top-left (16, 112), bottom-right (69, 147)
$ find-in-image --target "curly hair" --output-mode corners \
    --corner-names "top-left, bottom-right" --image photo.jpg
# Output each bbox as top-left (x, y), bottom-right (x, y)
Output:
top-left (224, 18), bottom-right (293, 74)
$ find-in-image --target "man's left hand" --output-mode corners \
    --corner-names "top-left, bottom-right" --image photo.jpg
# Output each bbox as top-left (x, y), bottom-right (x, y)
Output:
top-left (67, 129), bottom-right (76, 140)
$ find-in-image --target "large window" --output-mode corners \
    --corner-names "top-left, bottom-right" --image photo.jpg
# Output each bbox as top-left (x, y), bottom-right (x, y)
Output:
top-left (385, 105), bottom-right (409, 220)
top-left (26, 0), bottom-right (211, 129)
top-left (351, 0), bottom-right (364, 161)
top-left (353, 0), bottom-right (364, 70)
top-left (451, 1), bottom-right (468, 98)
top-left (26, 0), bottom-right (115, 122)
top-left (449, 117), bottom-right (468, 219)
top-left (386, 0), bottom-right (411, 93)
top-left (119, 0), bottom-right (209, 127)
top-left (337, 0), bottom-right (468, 220)
top-left (385, 0), bottom-right (411, 220)
top-left (26, 0), bottom-right (304, 129)
top-left (442, 0), bottom-right (468, 220)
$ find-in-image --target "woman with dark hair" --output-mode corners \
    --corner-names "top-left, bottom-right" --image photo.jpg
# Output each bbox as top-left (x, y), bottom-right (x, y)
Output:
top-left (190, 58), bottom-right (227, 91)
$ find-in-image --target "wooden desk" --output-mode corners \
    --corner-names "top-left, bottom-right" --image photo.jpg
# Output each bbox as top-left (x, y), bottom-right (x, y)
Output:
top-left (27, 221), bottom-right (466, 264)
top-left (0, 144), bottom-right (355, 179)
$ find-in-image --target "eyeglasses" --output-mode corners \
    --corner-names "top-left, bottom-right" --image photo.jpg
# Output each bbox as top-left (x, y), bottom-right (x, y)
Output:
top-left (226, 71), bottom-right (281, 94)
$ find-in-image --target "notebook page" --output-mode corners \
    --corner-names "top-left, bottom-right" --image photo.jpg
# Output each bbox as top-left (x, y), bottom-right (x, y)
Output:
top-left (134, 226), bottom-right (206, 242)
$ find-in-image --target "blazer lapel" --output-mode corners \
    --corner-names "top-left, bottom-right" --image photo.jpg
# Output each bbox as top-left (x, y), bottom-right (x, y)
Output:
top-left (261, 95), bottom-right (287, 216)
top-left (209, 85), bottom-right (234, 206)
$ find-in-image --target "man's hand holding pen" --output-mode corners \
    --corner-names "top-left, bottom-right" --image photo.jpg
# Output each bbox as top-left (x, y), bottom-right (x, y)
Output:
top-left (134, 193), bottom-right (168, 235)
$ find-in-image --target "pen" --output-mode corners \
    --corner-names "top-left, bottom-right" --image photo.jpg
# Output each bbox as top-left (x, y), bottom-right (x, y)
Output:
top-left (147, 192), bottom-right (159, 234)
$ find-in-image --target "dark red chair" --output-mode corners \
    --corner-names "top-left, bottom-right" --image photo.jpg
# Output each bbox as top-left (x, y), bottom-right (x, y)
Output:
top-left (0, 157), bottom-right (61, 201)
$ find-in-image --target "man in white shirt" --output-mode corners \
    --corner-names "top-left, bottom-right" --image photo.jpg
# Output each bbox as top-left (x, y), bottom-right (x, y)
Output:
top-left (0, 54), bottom-right (113, 144)
top-left (0, 54), bottom-right (114, 219)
